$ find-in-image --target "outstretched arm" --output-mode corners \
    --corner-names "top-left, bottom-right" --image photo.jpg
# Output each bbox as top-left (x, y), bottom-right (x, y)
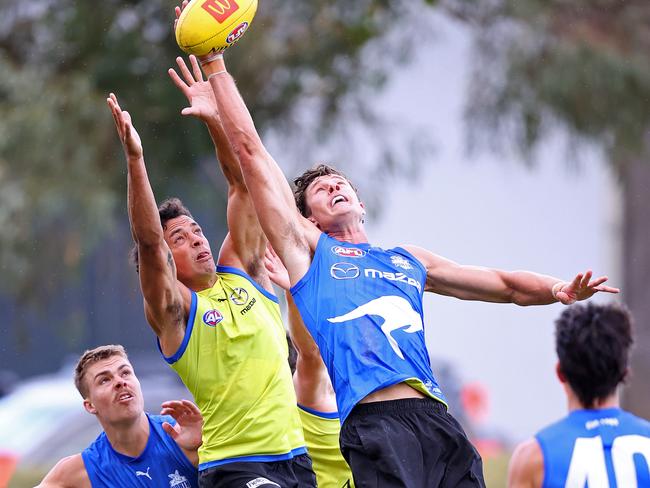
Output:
top-left (161, 399), bottom-right (203, 467)
top-left (507, 439), bottom-right (544, 488)
top-left (107, 95), bottom-right (189, 355)
top-left (404, 245), bottom-right (619, 306)
top-left (168, 55), bottom-right (269, 284)
top-left (201, 55), bottom-right (319, 285)
top-left (37, 454), bottom-right (90, 488)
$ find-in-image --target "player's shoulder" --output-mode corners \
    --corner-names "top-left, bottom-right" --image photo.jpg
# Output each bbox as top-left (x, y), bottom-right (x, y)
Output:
top-left (508, 438), bottom-right (544, 488)
top-left (37, 453), bottom-right (90, 488)
top-left (620, 408), bottom-right (650, 431)
top-left (148, 413), bottom-right (177, 431)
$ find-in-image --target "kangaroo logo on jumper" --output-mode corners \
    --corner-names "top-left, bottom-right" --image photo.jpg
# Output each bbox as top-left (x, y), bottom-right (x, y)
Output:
top-left (391, 255), bottom-right (413, 270)
top-left (229, 287), bottom-right (249, 306)
top-left (327, 296), bottom-right (423, 360)
top-left (202, 309), bottom-right (223, 326)
top-left (168, 470), bottom-right (191, 488)
top-left (136, 467), bottom-right (152, 480)
top-left (330, 262), bottom-right (360, 280)
top-left (331, 246), bottom-right (366, 258)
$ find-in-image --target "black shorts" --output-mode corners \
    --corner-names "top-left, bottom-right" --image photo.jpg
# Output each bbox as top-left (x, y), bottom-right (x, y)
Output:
top-left (340, 398), bottom-right (485, 488)
top-left (198, 454), bottom-right (317, 488)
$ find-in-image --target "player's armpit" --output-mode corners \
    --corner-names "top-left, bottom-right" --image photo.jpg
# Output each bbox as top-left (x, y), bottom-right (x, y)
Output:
top-left (37, 454), bottom-right (91, 488)
top-left (137, 243), bottom-right (190, 339)
top-left (218, 188), bottom-right (271, 286)
top-left (507, 439), bottom-right (544, 488)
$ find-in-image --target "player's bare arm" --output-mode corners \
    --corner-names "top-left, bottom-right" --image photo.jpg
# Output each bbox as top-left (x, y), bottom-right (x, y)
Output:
top-left (201, 55), bottom-right (319, 285)
top-left (507, 438), bottom-right (544, 488)
top-left (160, 399), bottom-right (203, 467)
top-left (403, 245), bottom-right (619, 305)
top-left (264, 246), bottom-right (335, 410)
top-left (288, 292), bottom-right (337, 412)
top-left (107, 94), bottom-right (189, 355)
top-left (168, 55), bottom-right (271, 287)
top-left (263, 246), bottom-right (334, 408)
top-left (37, 454), bottom-right (91, 488)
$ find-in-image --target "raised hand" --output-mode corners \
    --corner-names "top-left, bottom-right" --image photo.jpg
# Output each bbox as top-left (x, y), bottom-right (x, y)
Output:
top-left (264, 244), bottom-right (291, 291)
top-left (106, 93), bottom-right (143, 160)
top-left (168, 55), bottom-right (219, 122)
top-left (173, 0), bottom-right (189, 32)
top-left (554, 270), bottom-right (620, 305)
top-left (161, 399), bottom-right (203, 451)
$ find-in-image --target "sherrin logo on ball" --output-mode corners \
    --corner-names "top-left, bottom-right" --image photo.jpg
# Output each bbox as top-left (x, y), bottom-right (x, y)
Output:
top-left (227, 22), bottom-right (249, 44)
top-left (176, 0), bottom-right (258, 56)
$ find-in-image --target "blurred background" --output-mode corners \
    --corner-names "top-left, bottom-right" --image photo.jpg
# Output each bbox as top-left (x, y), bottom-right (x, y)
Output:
top-left (1, 0), bottom-right (649, 486)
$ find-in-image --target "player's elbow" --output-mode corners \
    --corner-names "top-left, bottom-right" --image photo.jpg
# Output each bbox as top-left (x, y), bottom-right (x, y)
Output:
top-left (230, 130), bottom-right (263, 165)
top-left (297, 340), bottom-right (321, 362)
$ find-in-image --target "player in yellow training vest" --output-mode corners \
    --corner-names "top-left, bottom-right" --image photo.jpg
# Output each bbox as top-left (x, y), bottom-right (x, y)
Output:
top-left (107, 53), bottom-right (316, 487)
top-left (297, 406), bottom-right (353, 488)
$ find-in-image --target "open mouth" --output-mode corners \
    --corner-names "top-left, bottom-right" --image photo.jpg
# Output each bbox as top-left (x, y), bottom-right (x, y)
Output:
top-left (117, 392), bottom-right (134, 403)
top-left (331, 195), bottom-right (347, 207)
top-left (197, 251), bottom-right (211, 262)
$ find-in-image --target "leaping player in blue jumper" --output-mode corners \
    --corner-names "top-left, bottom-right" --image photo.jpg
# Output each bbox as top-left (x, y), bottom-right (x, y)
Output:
top-left (198, 50), bottom-right (619, 487)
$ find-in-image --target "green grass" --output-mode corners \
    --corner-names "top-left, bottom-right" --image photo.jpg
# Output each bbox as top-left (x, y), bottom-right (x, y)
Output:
top-left (483, 452), bottom-right (510, 487)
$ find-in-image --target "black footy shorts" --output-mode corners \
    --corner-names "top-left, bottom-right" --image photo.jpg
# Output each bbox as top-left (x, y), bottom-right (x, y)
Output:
top-left (198, 454), bottom-right (317, 488)
top-left (340, 398), bottom-right (486, 488)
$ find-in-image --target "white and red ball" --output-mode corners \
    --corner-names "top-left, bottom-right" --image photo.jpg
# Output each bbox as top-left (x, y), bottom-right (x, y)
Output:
top-left (175, 0), bottom-right (258, 56)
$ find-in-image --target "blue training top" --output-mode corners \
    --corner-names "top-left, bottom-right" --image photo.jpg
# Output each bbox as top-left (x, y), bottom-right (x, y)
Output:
top-left (535, 407), bottom-right (650, 488)
top-left (291, 233), bottom-right (446, 423)
top-left (81, 414), bottom-right (198, 488)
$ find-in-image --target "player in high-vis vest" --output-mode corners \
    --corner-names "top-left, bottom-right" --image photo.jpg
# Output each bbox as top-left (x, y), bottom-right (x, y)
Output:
top-left (201, 49), bottom-right (620, 487)
top-left (508, 302), bottom-right (650, 488)
top-left (37, 345), bottom-right (200, 488)
top-left (106, 53), bottom-right (314, 488)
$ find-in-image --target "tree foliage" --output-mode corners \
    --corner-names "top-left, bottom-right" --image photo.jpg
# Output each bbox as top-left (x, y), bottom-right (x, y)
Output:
top-left (446, 0), bottom-right (650, 165)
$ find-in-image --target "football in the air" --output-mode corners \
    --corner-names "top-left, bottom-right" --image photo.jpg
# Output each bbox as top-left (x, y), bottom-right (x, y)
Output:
top-left (175, 0), bottom-right (258, 56)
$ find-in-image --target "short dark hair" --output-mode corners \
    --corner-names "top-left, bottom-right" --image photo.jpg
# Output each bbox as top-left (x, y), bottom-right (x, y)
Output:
top-left (130, 197), bottom-right (194, 271)
top-left (293, 164), bottom-right (358, 217)
top-left (74, 345), bottom-right (129, 398)
top-left (555, 302), bottom-right (634, 408)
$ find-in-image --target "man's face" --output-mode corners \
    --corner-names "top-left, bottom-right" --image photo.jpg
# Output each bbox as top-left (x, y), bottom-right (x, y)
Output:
top-left (163, 215), bottom-right (215, 286)
top-left (83, 356), bottom-right (144, 424)
top-left (304, 175), bottom-right (365, 231)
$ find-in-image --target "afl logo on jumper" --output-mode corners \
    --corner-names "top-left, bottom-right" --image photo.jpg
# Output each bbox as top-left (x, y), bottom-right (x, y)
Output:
top-left (203, 309), bottom-right (224, 327)
top-left (330, 262), bottom-right (359, 280)
top-left (230, 287), bottom-right (249, 305)
top-left (331, 246), bottom-right (366, 258)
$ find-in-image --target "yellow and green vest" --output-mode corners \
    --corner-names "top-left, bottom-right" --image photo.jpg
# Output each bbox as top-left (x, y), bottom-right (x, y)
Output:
top-left (161, 266), bottom-right (305, 470)
top-left (299, 405), bottom-right (354, 488)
